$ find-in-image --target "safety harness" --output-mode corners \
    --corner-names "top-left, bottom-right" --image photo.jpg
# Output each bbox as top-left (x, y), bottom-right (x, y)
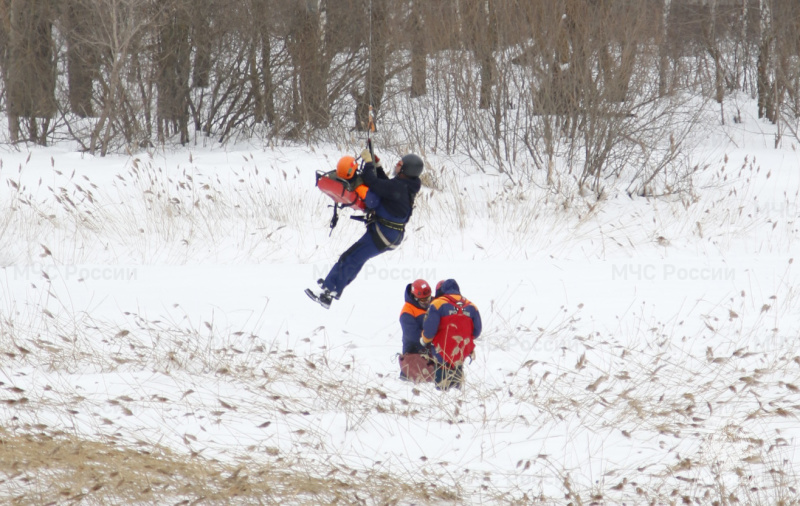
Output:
top-left (377, 216), bottom-right (405, 231)
top-left (350, 212), bottom-right (405, 250)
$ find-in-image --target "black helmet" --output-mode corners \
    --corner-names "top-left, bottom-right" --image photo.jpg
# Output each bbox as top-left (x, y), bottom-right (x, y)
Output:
top-left (400, 154), bottom-right (424, 178)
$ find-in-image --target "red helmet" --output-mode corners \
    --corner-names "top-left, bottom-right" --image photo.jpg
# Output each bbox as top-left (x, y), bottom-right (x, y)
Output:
top-left (336, 156), bottom-right (358, 180)
top-left (435, 280), bottom-right (445, 298)
top-left (411, 279), bottom-right (431, 299)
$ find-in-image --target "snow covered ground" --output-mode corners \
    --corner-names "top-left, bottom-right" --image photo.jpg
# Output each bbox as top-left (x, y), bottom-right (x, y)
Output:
top-left (1, 97), bottom-right (799, 504)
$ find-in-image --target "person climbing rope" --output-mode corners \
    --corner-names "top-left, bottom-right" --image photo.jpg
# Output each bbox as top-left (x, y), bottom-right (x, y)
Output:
top-left (306, 150), bottom-right (424, 309)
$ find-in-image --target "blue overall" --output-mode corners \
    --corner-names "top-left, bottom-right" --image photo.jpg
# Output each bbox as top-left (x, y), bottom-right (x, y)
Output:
top-left (322, 163), bottom-right (421, 297)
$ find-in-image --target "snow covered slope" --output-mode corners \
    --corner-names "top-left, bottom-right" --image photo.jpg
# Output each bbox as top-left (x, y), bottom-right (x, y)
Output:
top-left (1, 99), bottom-right (799, 504)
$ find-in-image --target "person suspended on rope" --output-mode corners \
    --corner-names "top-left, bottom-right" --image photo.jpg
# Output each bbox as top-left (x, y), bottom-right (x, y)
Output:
top-left (398, 279), bottom-right (435, 382)
top-left (306, 149), bottom-right (424, 309)
top-left (421, 279), bottom-right (482, 391)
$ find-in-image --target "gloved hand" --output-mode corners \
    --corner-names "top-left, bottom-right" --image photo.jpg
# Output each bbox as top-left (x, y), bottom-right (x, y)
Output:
top-left (360, 148), bottom-right (381, 167)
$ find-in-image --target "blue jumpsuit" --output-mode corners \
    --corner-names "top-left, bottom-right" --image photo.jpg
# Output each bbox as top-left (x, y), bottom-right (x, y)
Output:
top-left (322, 163), bottom-right (421, 297)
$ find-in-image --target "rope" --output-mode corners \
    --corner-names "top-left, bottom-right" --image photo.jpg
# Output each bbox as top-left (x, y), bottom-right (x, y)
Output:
top-left (366, 0), bottom-right (375, 158)
top-left (368, 0), bottom-right (373, 123)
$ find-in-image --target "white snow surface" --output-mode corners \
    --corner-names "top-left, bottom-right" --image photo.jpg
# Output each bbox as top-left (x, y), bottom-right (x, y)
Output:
top-left (1, 98), bottom-right (799, 503)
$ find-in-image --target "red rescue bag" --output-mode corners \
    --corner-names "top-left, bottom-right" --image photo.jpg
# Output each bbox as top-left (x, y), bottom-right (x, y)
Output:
top-left (398, 353), bottom-right (435, 383)
top-left (315, 170), bottom-right (366, 211)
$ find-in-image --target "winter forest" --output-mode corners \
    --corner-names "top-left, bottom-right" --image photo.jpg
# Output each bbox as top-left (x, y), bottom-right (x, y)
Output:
top-left (2, 0), bottom-right (800, 504)
top-left (3, 1), bottom-right (799, 190)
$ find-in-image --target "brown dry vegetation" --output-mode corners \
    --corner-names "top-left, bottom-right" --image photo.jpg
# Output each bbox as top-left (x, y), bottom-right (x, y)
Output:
top-left (0, 427), bottom-right (455, 504)
top-left (2, 269), bottom-right (799, 504)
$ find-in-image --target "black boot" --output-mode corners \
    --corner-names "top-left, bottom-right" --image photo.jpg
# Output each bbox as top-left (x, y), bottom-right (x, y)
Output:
top-left (305, 286), bottom-right (335, 309)
top-left (317, 290), bottom-right (333, 309)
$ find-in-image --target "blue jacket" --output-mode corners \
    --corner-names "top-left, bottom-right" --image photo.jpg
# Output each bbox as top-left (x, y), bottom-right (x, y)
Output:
top-left (422, 279), bottom-right (482, 362)
top-left (361, 163), bottom-right (421, 246)
top-left (399, 283), bottom-right (428, 354)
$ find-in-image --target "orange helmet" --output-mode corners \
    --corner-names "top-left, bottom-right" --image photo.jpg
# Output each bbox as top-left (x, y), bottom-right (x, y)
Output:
top-left (336, 156), bottom-right (358, 180)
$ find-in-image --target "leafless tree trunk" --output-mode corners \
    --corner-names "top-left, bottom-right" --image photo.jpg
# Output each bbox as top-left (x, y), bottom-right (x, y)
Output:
top-left (462, 0), bottom-right (497, 110)
top-left (285, 0), bottom-right (327, 131)
top-left (767, 0), bottom-right (800, 144)
top-left (366, 0), bottom-right (388, 116)
top-left (354, 0), bottom-right (389, 131)
top-left (658, 0), bottom-right (672, 97)
top-left (252, 0), bottom-right (275, 125)
top-left (0, 0), bottom-right (13, 140)
top-left (597, 2), bottom-right (638, 104)
top-left (191, 0), bottom-right (212, 89)
top-left (702, 0), bottom-right (726, 106)
top-left (410, 0), bottom-right (427, 98)
top-left (260, 16), bottom-right (276, 126)
top-left (757, 0), bottom-right (774, 121)
top-left (156, 2), bottom-right (191, 144)
top-left (63, 0), bottom-right (99, 118)
top-left (6, 0), bottom-right (56, 144)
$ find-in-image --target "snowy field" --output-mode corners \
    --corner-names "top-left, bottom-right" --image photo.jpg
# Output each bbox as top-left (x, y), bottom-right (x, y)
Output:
top-left (1, 97), bottom-right (800, 504)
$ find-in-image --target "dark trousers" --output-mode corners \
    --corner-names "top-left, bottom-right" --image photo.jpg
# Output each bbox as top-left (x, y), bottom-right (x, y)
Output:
top-left (323, 229), bottom-right (386, 296)
top-left (434, 363), bottom-right (464, 390)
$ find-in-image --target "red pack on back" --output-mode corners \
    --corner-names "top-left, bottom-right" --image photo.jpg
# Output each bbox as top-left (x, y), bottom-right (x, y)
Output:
top-left (432, 295), bottom-right (475, 366)
top-left (316, 170), bottom-right (366, 210)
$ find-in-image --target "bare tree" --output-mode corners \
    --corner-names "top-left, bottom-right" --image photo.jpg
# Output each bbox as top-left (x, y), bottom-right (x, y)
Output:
top-left (190, 0), bottom-right (213, 89)
top-left (62, 0), bottom-right (100, 118)
top-left (354, 0), bottom-right (390, 131)
top-left (85, 0), bottom-right (155, 155)
top-left (766, 0), bottom-right (800, 144)
top-left (657, 0), bottom-right (672, 97)
top-left (155, 1), bottom-right (191, 144)
top-left (0, 0), bottom-right (763, 197)
top-left (756, 0), bottom-right (774, 121)
top-left (283, 0), bottom-right (329, 131)
top-left (461, 0), bottom-right (497, 110)
top-left (596, 1), bottom-right (638, 104)
top-left (251, 0), bottom-right (276, 125)
top-left (409, 0), bottom-right (427, 98)
top-left (3, 0), bottom-right (57, 144)
top-left (497, 0), bottom-right (699, 195)
top-left (0, 0), bottom-right (11, 126)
